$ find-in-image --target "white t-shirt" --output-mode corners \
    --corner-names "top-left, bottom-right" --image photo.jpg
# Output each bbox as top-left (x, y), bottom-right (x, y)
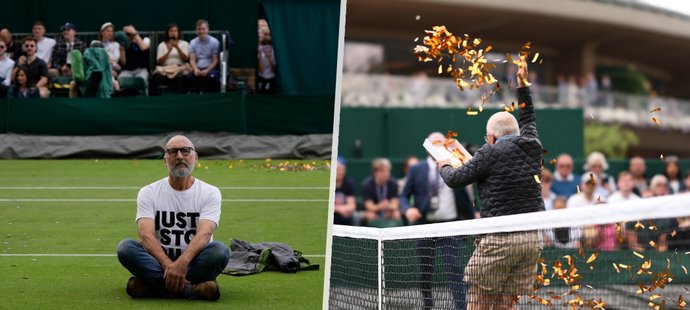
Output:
top-left (0, 57), bottom-right (14, 86)
top-left (607, 191), bottom-right (640, 204)
top-left (424, 157), bottom-right (457, 222)
top-left (103, 41), bottom-right (121, 65)
top-left (136, 177), bottom-right (222, 259)
top-left (36, 37), bottom-right (56, 65)
top-left (156, 40), bottom-right (190, 66)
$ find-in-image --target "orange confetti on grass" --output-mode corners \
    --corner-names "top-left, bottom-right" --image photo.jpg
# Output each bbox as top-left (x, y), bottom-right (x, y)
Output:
top-left (586, 252), bottom-right (599, 264)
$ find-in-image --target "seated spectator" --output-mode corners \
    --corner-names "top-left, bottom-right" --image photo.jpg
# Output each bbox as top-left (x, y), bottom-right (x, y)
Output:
top-left (541, 168), bottom-right (556, 210)
top-left (69, 41), bottom-right (118, 99)
top-left (397, 156), bottom-right (418, 195)
top-left (187, 19), bottom-right (220, 93)
top-left (583, 151), bottom-right (616, 199)
top-left (99, 22), bottom-right (123, 78)
top-left (0, 39), bottom-right (14, 97)
top-left (257, 19), bottom-right (276, 93)
top-left (607, 171), bottom-right (640, 203)
top-left (333, 157), bottom-right (356, 225)
top-left (629, 156), bottom-right (649, 196)
top-left (684, 171), bottom-right (690, 193)
top-left (361, 158), bottom-right (401, 225)
top-left (664, 156), bottom-right (685, 194)
top-left (12, 37), bottom-right (49, 98)
top-left (544, 197), bottom-right (582, 248)
top-left (8, 67), bottom-right (39, 98)
top-left (650, 174), bottom-right (669, 197)
top-left (566, 174), bottom-right (601, 208)
top-left (150, 23), bottom-right (190, 95)
top-left (31, 21), bottom-right (56, 66)
top-left (118, 24), bottom-right (151, 93)
top-left (0, 28), bottom-right (22, 61)
top-left (552, 153), bottom-right (580, 197)
top-left (49, 22), bottom-right (86, 79)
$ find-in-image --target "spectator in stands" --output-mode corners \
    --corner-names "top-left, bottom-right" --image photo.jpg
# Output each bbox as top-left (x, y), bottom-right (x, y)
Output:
top-left (187, 19), bottom-right (220, 93)
top-left (99, 22), bottom-right (123, 79)
top-left (0, 28), bottom-right (22, 61)
top-left (68, 41), bottom-right (119, 99)
top-left (49, 22), bottom-right (86, 79)
top-left (607, 171), bottom-right (640, 203)
top-left (583, 151), bottom-right (616, 199)
top-left (12, 37), bottom-right (49, 98)
top-left (361, 158), bottom-right (401, 225)
top-left (584, 72), bottom-right (598, 106)
top-left (118, 24), bottom-right (151, 93)
top-left (541, 169), bottom-right (556, 210)
top-left (684, 171), bottom-right (690, 193)
top-left (650, 174), bottom-right (669, 197)
top-left (31, 21), bottom-right (56, 66)
top-left (629, 156), bottom-right (649, 196)
top-left (397, 156), bottom-right (418, 195)
top-left (552, 153), bottom-right (580, 197)
top-left (8, 67), bottom-right (39, 98)
top-left (150, 23), bottom-right (190, 95)
top-left (544, 197), bottom-right (582, 248)
top-left (257, 19), bottom-right (276, 93)
top-left (333, 157), bottom-right (356, 226)
top-left (400, 132), bottom-right (473, 309)
top-left (566, 75), bottom-right (578, 107)
top-left (566, 174), bottom-right (600, 208)
top-left (664, 156), bottom-right (685, 194)
top-left (0, 39), bottom-right (14, 97)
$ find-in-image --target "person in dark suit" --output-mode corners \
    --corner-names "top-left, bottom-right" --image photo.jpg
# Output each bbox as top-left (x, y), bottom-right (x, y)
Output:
top-left (401, 132), bottom-right (475, 309)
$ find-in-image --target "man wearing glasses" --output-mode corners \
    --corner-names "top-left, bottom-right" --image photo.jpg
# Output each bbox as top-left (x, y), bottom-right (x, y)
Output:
top-left (12, 36), bottom-right (50, 98)
top-left (117, 135), bottom-right (230, 300)
top-left (551, 153), bottom-right (580, 198)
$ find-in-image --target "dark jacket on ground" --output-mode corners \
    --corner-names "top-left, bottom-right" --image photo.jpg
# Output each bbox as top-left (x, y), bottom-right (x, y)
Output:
top-left (440, 86), bottom-right (544, 218)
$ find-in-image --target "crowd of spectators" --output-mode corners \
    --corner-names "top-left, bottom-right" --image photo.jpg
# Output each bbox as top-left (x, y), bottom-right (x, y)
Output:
top-left (0, 18), bottom-right (276, 99)
top-left (334, 149), bottom-right (690, 251)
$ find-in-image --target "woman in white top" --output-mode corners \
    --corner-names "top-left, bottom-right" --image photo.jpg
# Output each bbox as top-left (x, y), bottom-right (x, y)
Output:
top-left (99, 22), bottom-right (124, 78)
top-left (150, 23), bottom-right (190, 95)
top-left (583, 151), bottom-right (616, 199)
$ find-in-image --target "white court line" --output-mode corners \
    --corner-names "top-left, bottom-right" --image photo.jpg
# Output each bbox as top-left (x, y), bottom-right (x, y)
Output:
top-left (0, 253), bottom-right (326, 258)
top-left (0, 198), bottom-right (328, 202)
top-left (0, 186), bottom-right (328, 190)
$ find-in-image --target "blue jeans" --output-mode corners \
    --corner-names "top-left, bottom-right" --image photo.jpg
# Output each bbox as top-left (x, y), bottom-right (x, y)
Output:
top-left (117, 238), bottom-right (230, 297)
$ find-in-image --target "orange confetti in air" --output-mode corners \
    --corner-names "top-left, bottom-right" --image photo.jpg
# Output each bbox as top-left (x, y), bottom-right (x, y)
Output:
top-left (680, 295), bottom-right (687, 308)
top-left (682, 266), bottom-right (688, 275)
top-left (650, 240), bottom-right (657, 248)
top-left (531, 52), bottom-right (540, 63)
top-left (519, 102), bottom-right (527, 109)
top-left (634, 251), bottom-right (645, 259)
top-left (586, 252), bottom-right (599, 264)
top-left (635, 221), bottom-right (645, 231)
top-left (589, 173), bottom-right (595, 185)
top-left (650, 107), bottom-right (661, 113)
top-left (577, 185), bottom-right (581, 196)
top-left (651, 117), bottom-right (661, 125)
top-left (534, 175), bottom-right (541, 184)
top-left (661, 154), bottom-right (665, 160)
top-left (650, 294), bottom-right (662, 301)
top-left (613, 263), bottom-right (621, 273)
top-left (549, 159), bottom-right (556, 166)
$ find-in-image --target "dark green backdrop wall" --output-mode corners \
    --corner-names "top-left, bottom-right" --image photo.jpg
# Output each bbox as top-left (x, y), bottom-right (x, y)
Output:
top-left (0, 0), bottom-right (258, 68)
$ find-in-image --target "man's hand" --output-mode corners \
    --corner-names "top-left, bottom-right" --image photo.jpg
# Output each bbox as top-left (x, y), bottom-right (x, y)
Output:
top-left (163, 260), bottom-right (190, 293)
top-left (193, 68), bottom-right (203, 76)
top-left (123, 25), bottom-right (137, 36)
top-left (517, 55), bottom-right (529, 87)
top-left (437, 159), bottom-right (452, 170)
top-left (18, 56), bottom-right (26, 66)
top-left (379, 199), bottom-right (389, 211)
top-left (405, 208), bottom-right (422, 223)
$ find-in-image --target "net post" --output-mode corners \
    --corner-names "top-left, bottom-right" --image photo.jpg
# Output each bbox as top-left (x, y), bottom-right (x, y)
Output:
top-left (377, 230), bottom-right (383, 310)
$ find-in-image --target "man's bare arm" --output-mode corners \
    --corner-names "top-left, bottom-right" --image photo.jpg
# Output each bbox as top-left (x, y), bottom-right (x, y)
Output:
top-left (137, 218), bottom-right (174, 269)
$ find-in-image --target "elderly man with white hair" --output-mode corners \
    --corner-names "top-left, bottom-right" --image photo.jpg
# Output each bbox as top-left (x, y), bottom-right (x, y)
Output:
top-left (438, 57), bottom-right (544, 309)
top-left (117, 135), bottom-right (230, 300)
top-left (583, 151), bottom-right (616, 199)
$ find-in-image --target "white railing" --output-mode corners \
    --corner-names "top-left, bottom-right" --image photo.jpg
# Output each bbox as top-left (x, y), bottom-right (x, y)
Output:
top-left (341, 73), bottom-right (690, 132)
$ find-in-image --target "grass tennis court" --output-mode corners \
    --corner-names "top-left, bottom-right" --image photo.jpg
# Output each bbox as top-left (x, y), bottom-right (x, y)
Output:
top-left (0, 159), bottom-right (330, 309)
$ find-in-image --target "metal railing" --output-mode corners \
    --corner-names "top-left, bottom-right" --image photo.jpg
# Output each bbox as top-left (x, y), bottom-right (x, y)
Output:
top-left (341, 73), bottom-right (690, 132)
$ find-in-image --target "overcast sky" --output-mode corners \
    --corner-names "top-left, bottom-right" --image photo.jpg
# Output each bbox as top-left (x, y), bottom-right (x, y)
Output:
top-left (638, 0), bottom-right (690, 17)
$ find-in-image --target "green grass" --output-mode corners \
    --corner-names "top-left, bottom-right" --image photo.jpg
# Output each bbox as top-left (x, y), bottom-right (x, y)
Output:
top-left (0, 159), bottom-right (331, 309)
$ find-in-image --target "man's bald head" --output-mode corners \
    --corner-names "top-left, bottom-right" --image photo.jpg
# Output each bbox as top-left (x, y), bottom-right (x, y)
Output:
top-left (486, 112), bottom-right (519, 139)
top-left (0, 28), bottom-right (11, 44)
top-left (166, 135), bottom-right (195, 149)
top-left (428, 132), bottom-right (444, 142)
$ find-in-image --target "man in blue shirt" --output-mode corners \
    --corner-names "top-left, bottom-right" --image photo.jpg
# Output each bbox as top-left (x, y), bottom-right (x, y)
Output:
top-left (552, 153), bottom-right (580, 197)
top-left (187, 19), bottom-right (220, 93)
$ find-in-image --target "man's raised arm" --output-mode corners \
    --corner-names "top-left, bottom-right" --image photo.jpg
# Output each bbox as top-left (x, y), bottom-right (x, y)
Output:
top-left (517, 57), bottom-right (539, 141)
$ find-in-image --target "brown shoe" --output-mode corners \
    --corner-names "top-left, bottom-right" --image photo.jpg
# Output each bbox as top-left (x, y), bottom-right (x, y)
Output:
top-left (126, 276), bottom-right (153, 298)
top-left (191, 280), bottom-right (220, 301)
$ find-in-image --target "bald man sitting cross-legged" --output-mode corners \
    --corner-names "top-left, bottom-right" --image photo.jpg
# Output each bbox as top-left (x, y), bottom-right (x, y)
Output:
top-left (117, 135), bottom-right (230, 300)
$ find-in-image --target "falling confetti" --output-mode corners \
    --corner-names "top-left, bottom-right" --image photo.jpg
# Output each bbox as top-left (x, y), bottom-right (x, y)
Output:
top-left (651, 117), bottom-right (661, 125)
top-left (586, 252), bottom-right (599, 264)
top-left (650, 107), bottom-right (661, 113)
top-left (534, 175), bottom-right (541, 184)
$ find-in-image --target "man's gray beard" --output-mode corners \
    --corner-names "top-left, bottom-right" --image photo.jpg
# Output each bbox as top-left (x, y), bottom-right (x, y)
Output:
top-left (169, 161), bottom-right (195, 178)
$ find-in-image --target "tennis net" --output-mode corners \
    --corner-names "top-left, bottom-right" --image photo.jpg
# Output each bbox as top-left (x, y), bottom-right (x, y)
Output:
top-left (328, 193), bottom-right (690, 310)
